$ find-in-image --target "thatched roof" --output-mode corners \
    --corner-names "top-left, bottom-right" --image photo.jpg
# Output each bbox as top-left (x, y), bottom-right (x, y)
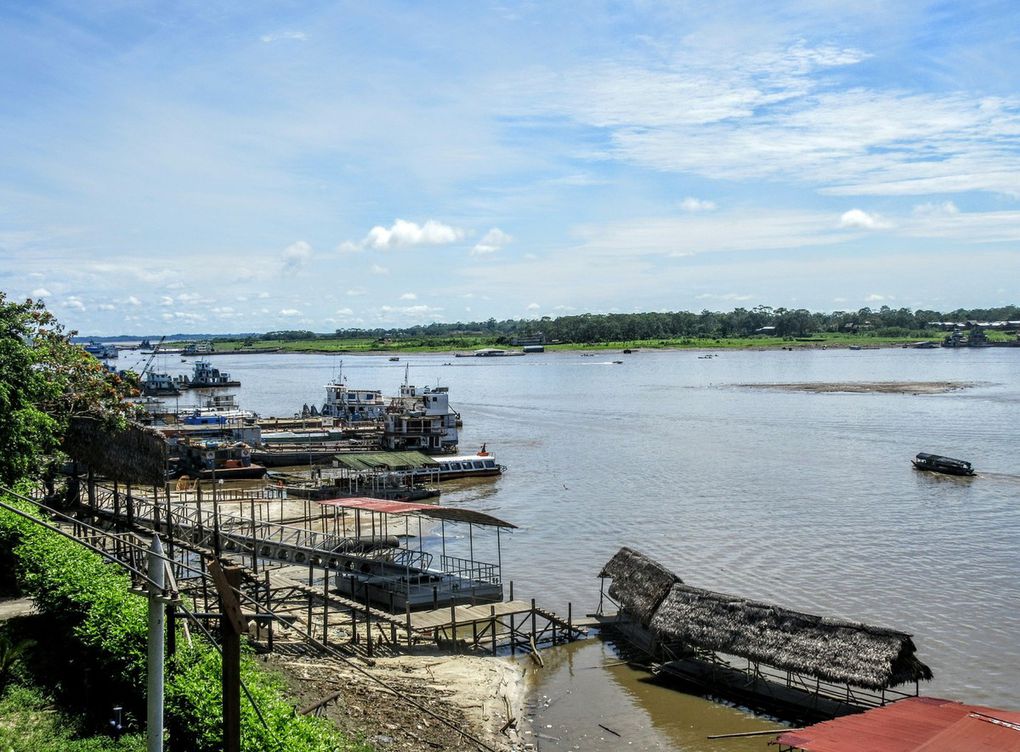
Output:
top-left (649, 582), bottom-right (933, 690)
top-left (62, 417), bottom-right (168, 485)
top-left (599, 547), bottom-right (682, 627)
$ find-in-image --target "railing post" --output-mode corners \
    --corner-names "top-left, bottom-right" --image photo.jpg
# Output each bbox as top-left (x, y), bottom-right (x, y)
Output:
top-left (490, 605), bottom-right (497, 655)
top-left (322, 570), bottom-right (329, 647)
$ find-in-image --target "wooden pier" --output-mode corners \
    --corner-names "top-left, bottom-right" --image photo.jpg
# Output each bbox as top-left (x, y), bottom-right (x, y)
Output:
top-left (72, 479), bottom-right (586, 659)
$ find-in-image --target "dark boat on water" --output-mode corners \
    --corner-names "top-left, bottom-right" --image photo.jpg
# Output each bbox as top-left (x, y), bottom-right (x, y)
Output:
top-left (912, 452), bottom-right (975, 476)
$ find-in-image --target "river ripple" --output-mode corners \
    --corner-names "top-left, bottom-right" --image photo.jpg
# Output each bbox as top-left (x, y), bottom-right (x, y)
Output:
top-left (161, 347), bottom-right (1020, 748)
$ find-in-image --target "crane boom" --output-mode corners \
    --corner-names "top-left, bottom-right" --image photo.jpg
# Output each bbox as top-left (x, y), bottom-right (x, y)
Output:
top-left (140, 335), bottom-right (167, 378)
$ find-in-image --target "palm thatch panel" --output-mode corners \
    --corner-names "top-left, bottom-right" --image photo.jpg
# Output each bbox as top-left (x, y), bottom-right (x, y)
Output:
top-left (62, 417), bottom-right (168, 485)
top-left (599, 546), bottom-right (682, 627)
top-left (649, 583), bottom-right (933, 690)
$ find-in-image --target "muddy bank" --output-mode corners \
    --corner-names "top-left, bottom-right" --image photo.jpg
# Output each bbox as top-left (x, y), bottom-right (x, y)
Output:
top-left (739, 381), bottom-right (974, 394)
top-left (270, 650), bottom-right (529, 751)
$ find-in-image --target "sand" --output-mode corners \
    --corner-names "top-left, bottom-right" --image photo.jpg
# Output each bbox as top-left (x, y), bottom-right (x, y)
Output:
top-left (271, 650), bottom-right (530, 751)
top-left (738, 381), bottom-right (974, 394)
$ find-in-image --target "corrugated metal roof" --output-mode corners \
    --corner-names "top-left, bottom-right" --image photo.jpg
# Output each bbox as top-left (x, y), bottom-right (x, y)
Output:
top-left (317, 497), bottom-right (516, 529)
top-left (778, 697), bottom-right (1020, 752)
top-left (332, 451), bottom-right (439, 471)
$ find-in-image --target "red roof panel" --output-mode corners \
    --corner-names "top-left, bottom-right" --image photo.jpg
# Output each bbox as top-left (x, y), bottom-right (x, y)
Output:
top-left (777, 697), bottom-right (1020, 752)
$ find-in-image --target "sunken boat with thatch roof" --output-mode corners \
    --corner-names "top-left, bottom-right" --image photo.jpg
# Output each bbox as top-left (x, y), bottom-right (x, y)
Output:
top-left (597, 547), bottom-right (933, 722)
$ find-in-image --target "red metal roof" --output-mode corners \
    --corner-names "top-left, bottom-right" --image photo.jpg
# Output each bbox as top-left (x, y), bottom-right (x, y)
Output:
top-left (777, 697), bottom-right (1020, 752)
top-left (316, 497), bottom-right (516, 528)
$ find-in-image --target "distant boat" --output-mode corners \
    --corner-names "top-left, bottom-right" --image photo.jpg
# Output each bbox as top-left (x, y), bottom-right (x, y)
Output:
top-left (912, 453), bottom-right (975, 476)
top-left (389, 356), bottom-right (400, 361)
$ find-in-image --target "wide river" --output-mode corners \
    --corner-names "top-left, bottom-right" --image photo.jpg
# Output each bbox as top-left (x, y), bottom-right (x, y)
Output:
top-left (152, 347), bottom-right (1020, 750)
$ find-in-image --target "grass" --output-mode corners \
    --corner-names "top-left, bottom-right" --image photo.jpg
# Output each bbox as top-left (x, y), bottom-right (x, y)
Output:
top-left (204, 331), bottom-right (957, 354)
top-left (0, 683), bottom-right (145, 752)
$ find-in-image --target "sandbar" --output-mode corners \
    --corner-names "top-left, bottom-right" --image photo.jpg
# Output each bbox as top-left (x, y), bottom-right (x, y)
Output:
top-left (739, 381), bottom-right (974, 394)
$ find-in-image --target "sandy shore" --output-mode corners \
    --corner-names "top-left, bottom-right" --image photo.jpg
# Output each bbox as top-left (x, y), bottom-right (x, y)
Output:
top-left (271, 649), bottom-right (530, 751)
top-left (739, 381), bottom-right (974, 394)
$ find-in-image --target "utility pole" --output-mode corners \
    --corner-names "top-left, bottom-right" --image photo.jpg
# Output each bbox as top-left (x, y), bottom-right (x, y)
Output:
top-left (207, 557), bottom-right (248, 752)
top-left (147, 536), bottom-right (166, 752)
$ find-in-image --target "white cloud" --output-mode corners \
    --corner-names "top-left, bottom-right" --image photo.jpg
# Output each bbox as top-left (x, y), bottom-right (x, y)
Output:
top-left (257, 292), bottom-right (270, 299)
top-left (261, 31), bottom-right (307, 43)
top-left (518, 41), bottom-right (1020, 198)
top-left (839, 209), bottom-right (890, 230)
top-left (63, 296), bottom-right (85, 311)
top-left (31, 287), bottom-right (51, 297)
top-left (159, 296), bottom-right (174, 306)
top-left (370, 264), bottom-right (389, 275)
top-left (282, 240), bottom-right (312, 271)
top-left (680, 197), bottom-right (717, 212)
top-left (126, 296), bottom-right (142, 306)
top-left (527, 302), bottom-right (540, 310)
top-left (176, 292), bottom-right (202, 303)
top-left (349, 219), bottom-right (465, 251)
top-left (696, 293), bottom-right (753, 301)
top-left (865, 293), bottom-right (893, 302)
top-left (400, 292), bottom-right (417, 300)
top-left (279, 308), bottom-right (302, 316)
top-left (346, 288), bottom-right (367, 296)
top-left (377, 304), bottom-right (445, 321)
top-left (471, 228), bottom-right (512, 255)
top-left (97, 303), bottom-right (116, 311)
top-left (335, 307), bottom-right (354, 316)
top-left (913, 201), bottom-right (960, 217)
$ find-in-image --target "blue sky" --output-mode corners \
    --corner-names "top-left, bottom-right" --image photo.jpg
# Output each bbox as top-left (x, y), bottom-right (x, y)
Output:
top-left (2, 1), bottom-right (1019, 335)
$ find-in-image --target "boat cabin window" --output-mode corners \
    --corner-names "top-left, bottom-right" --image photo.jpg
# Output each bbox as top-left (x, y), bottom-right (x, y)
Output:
top-left (439, 463), bottom-right (449, 471)
top-left (449, 462), bottom-right (462, 470)
top-left (483, 460), bottom-right (495, 468)
top-left (472, 461), bottom-right (484, 469)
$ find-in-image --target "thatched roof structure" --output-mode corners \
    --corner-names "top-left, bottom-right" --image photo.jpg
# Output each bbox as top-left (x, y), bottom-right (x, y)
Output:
top-left (62, 417), bottom-right (168, 485)
top-left (599, 546), bottom-right (682, 627)
top-left (649, 582), bottom-right (933, 690)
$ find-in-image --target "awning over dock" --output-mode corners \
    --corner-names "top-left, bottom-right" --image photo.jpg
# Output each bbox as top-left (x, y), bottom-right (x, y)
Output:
top-left (317, 497), bottom-right (517, 529)
top-left (331, 451), bottom-right (438, 471)
top-left (777, 696), bottom-right (1020, 751)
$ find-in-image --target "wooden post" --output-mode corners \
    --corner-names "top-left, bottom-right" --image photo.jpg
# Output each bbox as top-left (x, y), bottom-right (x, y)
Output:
top-left (509, 613), bottom-right (516, 655)
top-left (568, 602), bottom-right (572, 640)
top-left (322, 569), bottom-right (329, 647)
top-left (490, 605), bottom-right (497, 655)
top-left (405, 602), bottom-right (413, 647)
top-left (250, 498), bottom-right (258, 575)
top-left (349, 576), bottom-right (358, 645)
top-left (265, 571), bottom-right (273, 652)
top-left (531, 598), bottom-right (537, 640)
top-left (364, 590), bottom-right (373, 658)
top-left (450, 603), bottom-right (457, 652)
top-left (207, 559), bottom-right (246, 752)
top-left (126, 482), bottom-right (134, 527)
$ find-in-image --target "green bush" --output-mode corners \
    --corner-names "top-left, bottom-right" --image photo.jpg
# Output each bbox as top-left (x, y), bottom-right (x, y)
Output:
top-left (0, 493), bottom-right (369, 752)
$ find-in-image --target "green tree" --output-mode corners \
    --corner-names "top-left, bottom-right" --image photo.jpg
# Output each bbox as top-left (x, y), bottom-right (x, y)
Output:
top-left (0, 293), bottom-right (135, 486)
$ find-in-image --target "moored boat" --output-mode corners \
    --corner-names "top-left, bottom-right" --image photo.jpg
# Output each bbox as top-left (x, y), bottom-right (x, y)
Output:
top-left (176, 360), bottom-right (240, 390)
top-left (911, 452), bottom-right (975, 476)
top-left (435, 445), bottom-right (505, 480)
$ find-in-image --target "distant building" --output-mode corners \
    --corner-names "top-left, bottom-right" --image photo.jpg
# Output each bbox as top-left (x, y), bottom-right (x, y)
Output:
top-left (512, 332), bottom-right (545, 346)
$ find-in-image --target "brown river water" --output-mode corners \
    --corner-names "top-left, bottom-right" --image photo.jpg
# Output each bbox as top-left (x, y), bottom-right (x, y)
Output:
top-left (145, 347), bottom-right (1020, 750)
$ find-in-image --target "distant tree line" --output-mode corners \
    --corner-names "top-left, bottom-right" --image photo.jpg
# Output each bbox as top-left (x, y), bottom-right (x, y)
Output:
top-left (253, 305), bottom-right (1020, 344)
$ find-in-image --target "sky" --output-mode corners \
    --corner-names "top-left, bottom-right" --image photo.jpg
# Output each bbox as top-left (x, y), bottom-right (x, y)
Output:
top-left (1, 1), bottom-right (1019, 335)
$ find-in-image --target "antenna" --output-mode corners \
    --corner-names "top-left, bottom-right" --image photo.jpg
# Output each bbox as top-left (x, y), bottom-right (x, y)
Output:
top-left (403, 362), bottom-right (409, 387)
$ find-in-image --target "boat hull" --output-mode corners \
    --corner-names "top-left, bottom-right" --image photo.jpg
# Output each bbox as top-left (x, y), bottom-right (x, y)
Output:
top-left (196, 464), bottom-right (267, 480)
top-left (911, 460), bottom-right (974, 476)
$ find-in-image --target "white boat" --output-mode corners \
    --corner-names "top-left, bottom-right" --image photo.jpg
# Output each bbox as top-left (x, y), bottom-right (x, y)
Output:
top-left (455, 348), bottom-right (526, 357)
top-left (433, 445), bottom-right (504, 479)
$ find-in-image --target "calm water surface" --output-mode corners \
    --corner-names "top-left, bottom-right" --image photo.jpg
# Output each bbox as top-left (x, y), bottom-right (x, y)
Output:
top-left (152, 348), bottom-right (1020, 749)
